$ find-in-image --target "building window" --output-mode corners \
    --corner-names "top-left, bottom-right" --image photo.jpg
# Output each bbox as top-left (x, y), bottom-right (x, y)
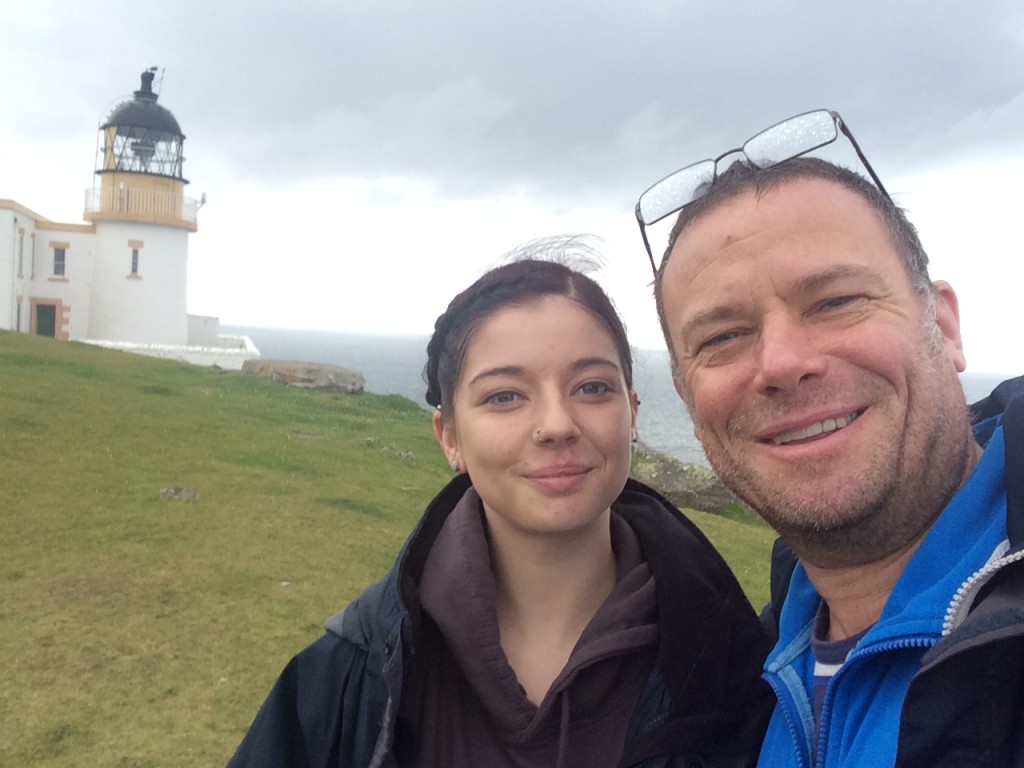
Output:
top-left (128, 240), bottom-right (144, 278)
top-left (17, 229), bottom-right (24, 275)
top-left (49, 241), bottom-right (70, 279)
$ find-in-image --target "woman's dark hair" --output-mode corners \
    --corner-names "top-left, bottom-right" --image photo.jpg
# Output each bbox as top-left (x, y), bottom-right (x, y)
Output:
top-left (424, 238), bottom-right (633, 422)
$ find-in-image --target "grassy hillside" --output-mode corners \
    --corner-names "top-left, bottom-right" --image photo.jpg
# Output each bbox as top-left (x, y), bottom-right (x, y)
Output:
top-left (0, 330), bottom-right (775, 767)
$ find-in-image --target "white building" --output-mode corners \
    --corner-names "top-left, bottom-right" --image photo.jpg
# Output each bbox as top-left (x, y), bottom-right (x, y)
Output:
top-left (0, 69), bottom-right (258, 369)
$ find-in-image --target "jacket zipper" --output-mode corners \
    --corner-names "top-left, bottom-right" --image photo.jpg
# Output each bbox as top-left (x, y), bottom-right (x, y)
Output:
top-left (813, 636), bottom-right (935, 768)
top-left (763, 672), bottom-right (812, 768)
top-left (941, 544), bottom-right (1024, 635)
top-left (808, 544), bottom-right (1024, 766)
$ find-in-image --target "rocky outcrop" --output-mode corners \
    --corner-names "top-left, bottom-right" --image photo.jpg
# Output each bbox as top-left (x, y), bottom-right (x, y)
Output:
top-left (242, 360), bottom-right (365, 393)
top-left (630, 447), bottom-right (750, 516)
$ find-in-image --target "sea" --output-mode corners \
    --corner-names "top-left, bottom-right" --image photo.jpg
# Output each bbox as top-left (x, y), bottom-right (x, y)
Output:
top-left (225, 325), bottom-right (1014, 468)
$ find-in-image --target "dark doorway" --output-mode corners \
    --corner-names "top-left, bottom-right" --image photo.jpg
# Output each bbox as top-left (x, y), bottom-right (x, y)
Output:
top-left (36, 304), bottom-right (56, 337)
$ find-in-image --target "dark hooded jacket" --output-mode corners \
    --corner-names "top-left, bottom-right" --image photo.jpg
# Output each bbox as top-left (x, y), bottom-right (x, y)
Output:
top-left (226, 477), bottom-right (774, 768)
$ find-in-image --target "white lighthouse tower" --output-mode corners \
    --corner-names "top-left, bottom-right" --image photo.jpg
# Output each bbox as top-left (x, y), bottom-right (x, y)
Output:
top-left (84, 68), bottom-right (193, 345)
top-left (1, 69), bottom-right (257, 367)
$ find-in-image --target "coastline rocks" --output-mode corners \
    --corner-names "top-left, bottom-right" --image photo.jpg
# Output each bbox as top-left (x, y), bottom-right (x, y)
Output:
top-left (242, 360), bottom-right (365, 393)
top-left (630, 448), bottom-right (749, 516)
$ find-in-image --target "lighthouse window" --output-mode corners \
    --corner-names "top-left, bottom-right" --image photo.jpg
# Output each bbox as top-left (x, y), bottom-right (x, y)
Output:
top-left (128, 240), bottom-right (144, 277)
top-left (53, 247), bottom-right (66, 277)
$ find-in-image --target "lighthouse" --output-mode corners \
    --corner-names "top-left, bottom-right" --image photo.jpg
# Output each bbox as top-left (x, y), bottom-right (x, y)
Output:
top-left (0, 69), bottom-right (258, 367)
top-left (84, 68), bottom-right (193, 345)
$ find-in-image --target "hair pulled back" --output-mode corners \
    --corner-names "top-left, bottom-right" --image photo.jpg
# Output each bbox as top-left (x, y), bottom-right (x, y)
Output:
top-left (424, 238), bottom-right (633, 422)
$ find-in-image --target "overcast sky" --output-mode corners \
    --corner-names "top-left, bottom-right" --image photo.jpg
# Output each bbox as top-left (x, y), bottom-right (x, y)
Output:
top-left (3, 0), bottom-right (1023, 374)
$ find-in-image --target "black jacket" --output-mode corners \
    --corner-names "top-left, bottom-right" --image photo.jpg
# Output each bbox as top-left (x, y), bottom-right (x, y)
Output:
top-left (226, 477), bottom-right (774, 768)
top-left (896, 378), bottom-right (1024, 767)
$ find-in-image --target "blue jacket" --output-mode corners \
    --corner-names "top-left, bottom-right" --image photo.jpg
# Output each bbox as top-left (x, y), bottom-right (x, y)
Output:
top-left (226, 477), bottom-right (775, 768)
top-left (758, 377), bottom-right (1024, 768)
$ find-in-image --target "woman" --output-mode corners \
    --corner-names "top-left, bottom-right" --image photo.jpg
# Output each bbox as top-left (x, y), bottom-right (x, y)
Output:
top-left (227, 254), bottom-right (773, 768)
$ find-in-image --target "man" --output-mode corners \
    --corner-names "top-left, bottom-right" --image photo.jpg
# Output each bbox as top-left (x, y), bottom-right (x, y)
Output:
top-left (635, 109), bottom-right (1024, 766)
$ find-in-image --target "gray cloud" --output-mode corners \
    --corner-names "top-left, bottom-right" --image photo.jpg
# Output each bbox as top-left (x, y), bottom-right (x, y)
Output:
top-left (4, 0), bottom-right (1023, 205)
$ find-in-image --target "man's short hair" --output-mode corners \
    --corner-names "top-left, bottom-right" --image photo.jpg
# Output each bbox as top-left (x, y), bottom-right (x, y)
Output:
top-left (653, 158), bottom-right (935, 359)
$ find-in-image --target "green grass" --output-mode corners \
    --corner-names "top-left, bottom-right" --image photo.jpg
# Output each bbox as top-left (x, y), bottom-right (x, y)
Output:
top-left (0, 330), bottom-right (775, 767)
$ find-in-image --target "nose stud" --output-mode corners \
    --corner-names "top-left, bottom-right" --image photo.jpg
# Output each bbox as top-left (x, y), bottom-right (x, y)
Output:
top-left (533, 424), bottom-right (579, 444)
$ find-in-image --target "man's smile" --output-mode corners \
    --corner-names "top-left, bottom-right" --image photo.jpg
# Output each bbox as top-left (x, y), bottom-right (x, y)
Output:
top-left (766, 410), bottom-right (864, 446)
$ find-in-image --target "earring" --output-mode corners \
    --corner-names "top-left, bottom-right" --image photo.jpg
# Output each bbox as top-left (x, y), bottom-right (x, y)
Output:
top-left (450, 461), bottom-right (460, 472)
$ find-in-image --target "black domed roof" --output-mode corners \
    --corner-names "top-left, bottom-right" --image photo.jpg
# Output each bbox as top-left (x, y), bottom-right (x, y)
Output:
top-left (102, 70), bottom-right (183, 138)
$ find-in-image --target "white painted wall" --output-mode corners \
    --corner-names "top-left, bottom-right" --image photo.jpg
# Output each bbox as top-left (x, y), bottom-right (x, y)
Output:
top-left (83, 335), bottom-right (259, 370)
top-left (31, 227), bottom-right (96, 339)
top-left (0, 208), bottom-right (19, 330)
top-left (1, 207), bottom-right (95, 338)
top-left (188, 313), bottom-right (221, 345)
top-left (2, 200), bottom-right (249, 366)
top-left (89, 220), bottom-right (189, 345)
